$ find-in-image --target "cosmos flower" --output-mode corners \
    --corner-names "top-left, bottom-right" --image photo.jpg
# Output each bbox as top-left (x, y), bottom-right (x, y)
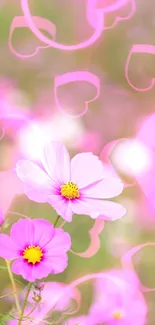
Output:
top-left (16, 141), bottom-right (126, 222)
top-left (0, 218), bottom-right (71, 282)
top-left (89, 269), bottom-right (147, 325)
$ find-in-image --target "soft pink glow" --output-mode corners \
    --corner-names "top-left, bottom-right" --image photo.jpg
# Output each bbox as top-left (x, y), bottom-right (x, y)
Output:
top-left (112, 139), bottom-right (152, 176)
top-left (17, 116), bottom-right (84, 160)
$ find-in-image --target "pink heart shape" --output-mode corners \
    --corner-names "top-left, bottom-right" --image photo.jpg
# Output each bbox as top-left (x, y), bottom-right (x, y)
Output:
top-left (20, 0), bottom-right (104, 51)
top-left (70, 218), bottom-right (104, 258)
top-left (9, 16), bottom-right (55, 59)
top-left (87, 0), bottom-right (136, 30)
top-left (54, 71), bottom-right (100, 118)
top-left (125, 44), bottom-right (155, 91)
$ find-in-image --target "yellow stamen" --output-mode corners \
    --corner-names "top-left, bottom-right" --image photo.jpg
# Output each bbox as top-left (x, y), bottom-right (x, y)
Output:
top-left (60, 182), bottom-right (80, 200)
top-left (113, 310), bottom-right (123, 320)
top-left (23, 245), bottom-right (43, 264)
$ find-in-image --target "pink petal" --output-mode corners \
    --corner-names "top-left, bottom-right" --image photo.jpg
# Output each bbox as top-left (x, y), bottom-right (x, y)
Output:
top-left (71, 199), bottom-right (126, 221)
top-left (71, 153), bottom-right (104, 188)
top-left (46, 255), bottom-right (68, 274)
top-left (16, 160), bottom-right (52, 203)
top-left (30, 259), bottom-right (54, 280)
top-left (82, 178), bottom-right (124, 199)
top-left (42, 142), bottom-right (70, 183)
top-left (45, 228), bottom-right (71, 254)
top-left (48, 195), bottom-right (73, 222)
top-left (10, 218), bottom-right (34, 247)
top-left (11, 259), bottom-right (35, 282)
top-left (0, 234), bottom-right (19, 260)
top-left (33, 219), bottom-right (54, 247)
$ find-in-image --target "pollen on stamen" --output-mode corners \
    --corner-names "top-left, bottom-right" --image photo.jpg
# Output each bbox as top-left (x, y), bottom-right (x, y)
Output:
top-left (112, 310), bottom-right (124, 320)
top-left (60, 181), bottom-right (80, 200)
top-left (23, 245), bottom-right (43, 265)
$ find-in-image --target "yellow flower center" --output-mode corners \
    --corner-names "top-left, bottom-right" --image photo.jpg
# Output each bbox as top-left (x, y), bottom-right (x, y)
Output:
top-left (23, 245), bottom-right (43, 264)
top-left (60, 182), bottom-right (80, 200)
top-left (112, 310), bottom-right (123, 320)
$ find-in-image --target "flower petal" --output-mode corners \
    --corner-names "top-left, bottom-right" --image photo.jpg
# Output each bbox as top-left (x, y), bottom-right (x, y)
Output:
top-left (48, 195), bottom-right (73, 222)
top-left (16, 160), bottom-right (52, 203)
top-left (71, 199), bottom-right (126, 221)
top-left (46, 255), bottom-right (68, 274)
top-left (11, 259), bottom-right (35, 282)
top-left (12, 259), bottom-right (53, 282)
top-left (10, 218), bottom-right (34, 247)
top-left (29, 259), bottom-right (54, 281)
top-left (71, 153), bottom-right (104, 188)
top-left (82, 178), bottom-right (124, 199)
top-left (0, 234), bottom-right (19, 260)
top-left (42, 142), bottom-right (70, 183)
top-left (45, 228), bottom-right (71, 254)
top-left (33, 219), bottom-right (54, 247)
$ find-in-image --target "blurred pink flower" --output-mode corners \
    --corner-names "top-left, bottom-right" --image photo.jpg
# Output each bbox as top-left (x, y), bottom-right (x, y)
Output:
top-left (7, 281), bottom-right (79, 325)
top-left (0, 218), bottom-right (71, 282)
top-left (0, 169), bottom-right (23, 214)
top-left (63, 316), bottom-right (91, 325)
top-left (89, 269), bottom-right (147, 325)
top-left (16, 141), bottom-right (126, 222)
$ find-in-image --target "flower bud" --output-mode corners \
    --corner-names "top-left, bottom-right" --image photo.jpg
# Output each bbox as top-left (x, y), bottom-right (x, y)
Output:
top-left (35, 282), bottom-right (45, 291)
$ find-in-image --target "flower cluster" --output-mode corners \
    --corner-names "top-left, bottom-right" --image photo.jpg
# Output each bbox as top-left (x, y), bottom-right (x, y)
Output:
top-left (0, 141), bottom-right (127, 324)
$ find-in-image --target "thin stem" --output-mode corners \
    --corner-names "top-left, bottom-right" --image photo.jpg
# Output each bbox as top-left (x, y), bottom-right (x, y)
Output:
top-left (5, 260), bottom-right (21, 315)
top-left (18, 283), bottom-right (32, 325)
top-left (54, 215), bottom-right (60, 227)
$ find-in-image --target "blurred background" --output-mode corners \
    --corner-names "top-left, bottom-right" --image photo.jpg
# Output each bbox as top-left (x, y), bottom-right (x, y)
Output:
top-left (1, 0), bottom-right (155, 324)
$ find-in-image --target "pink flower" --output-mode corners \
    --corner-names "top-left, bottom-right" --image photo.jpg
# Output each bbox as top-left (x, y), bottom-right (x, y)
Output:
top-left (0, 218), bottom-right (71, 282)
top-left (89, 269), bottom-right (147, 325)
top-left (16, 142), bottom-right (126, 222)
top-left (7, 281), bottom-right (79, 325)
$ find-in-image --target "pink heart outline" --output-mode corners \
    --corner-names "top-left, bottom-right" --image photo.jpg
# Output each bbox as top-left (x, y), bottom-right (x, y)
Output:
top-left (54, 71), bottom-right (100, 118)
top-left (122, 242), bottom-right (155, 292)
top-left (20, 0), bottom-right (104, 51)
top-left (70, 218), bottom-right (104, 258)
top-left (87, 0), bottom-right (136, 31)
top-left (125, 44), bottom-right (155, 92)
top-left (9, 16), bottom-right (55, 59)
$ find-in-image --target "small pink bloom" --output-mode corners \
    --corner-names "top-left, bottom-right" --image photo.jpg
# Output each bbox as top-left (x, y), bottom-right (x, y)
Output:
top-left (0, 218), bottom-right (71, 282)
top-left (89, 269), bottom-right (147, 325)
top-left (16, 142), bottom-right (126, 222)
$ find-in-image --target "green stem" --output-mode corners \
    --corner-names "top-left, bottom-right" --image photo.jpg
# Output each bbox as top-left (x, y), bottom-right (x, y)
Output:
top-left (5, 260), bottom-right (21, 315)
top-left (54, 215), bottom-right (60, 227)
top-left (18, 283), bottom-right (32, 325)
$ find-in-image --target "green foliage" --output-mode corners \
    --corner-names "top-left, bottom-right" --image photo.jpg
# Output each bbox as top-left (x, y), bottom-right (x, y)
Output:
top-left (0, 313), bottom-right (14, 325)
